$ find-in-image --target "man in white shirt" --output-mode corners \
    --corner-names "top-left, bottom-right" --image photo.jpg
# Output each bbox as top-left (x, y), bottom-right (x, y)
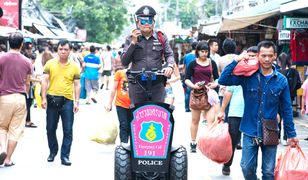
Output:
top-left (100, 45), bottom-right (113, 90)
top-left (209, 39), bottom-right (220, 64)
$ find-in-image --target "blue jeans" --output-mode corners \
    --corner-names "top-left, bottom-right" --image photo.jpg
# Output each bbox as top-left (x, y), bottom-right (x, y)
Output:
top-left (116, 106), bottom-right (130, 143)
top-left (46, 97), bottom-right (74, 160)
top-left (241, 134), bottom-right (277, 180)
top-left (184, 86), bottom-right (191, 111)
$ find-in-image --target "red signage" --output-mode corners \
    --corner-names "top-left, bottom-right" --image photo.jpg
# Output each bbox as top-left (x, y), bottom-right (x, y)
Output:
top-left (0, 0), bottom-right (21, 29)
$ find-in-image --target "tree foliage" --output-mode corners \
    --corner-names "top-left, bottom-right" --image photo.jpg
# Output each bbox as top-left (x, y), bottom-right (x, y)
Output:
top-left (39, 0), bottom-right (128, 43)
top-left (159, 0), bottom-right (219, 29)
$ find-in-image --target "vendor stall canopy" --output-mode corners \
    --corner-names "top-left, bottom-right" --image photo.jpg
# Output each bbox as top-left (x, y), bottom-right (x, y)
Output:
top-left (200, 0), bottom-right (297, 36)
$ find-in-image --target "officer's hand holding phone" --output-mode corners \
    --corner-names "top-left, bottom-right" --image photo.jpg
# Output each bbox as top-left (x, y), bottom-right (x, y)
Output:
top-left (131, 29), bottom-right (141, 45)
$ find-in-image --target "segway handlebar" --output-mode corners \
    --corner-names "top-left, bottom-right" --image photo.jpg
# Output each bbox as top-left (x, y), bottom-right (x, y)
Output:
top-left (127, 68), bottom-right (166, 77)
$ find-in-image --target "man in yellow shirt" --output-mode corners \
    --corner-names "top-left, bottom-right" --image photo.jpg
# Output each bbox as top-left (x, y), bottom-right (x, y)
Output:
top-left (41, 39), bottom-right (80, 166)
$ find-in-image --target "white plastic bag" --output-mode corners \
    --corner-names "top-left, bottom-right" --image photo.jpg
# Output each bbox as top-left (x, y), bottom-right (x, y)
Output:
top-left (170, 79), bottom-right (184, 104)
top-left (91, 112), bottom-right (118, 144)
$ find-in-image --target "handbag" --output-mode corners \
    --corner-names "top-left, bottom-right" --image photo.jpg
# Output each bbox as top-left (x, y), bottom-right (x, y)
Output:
top-left (262, 118), bottom-right (279, 145)
top-left (233, 57), bottom-right (259, 76)
top-left (189, 86), bottom-right (210, 110)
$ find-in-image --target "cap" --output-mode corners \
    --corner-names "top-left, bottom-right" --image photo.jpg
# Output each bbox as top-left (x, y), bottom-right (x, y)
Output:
top-left (135, 5), bottom-right (156, 17)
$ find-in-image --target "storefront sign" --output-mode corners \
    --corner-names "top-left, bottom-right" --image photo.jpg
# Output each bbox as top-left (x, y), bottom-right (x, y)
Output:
top-left (0, 0), bottom-right (21, 29)
top-left (284, 17), bottom-right (308, 29)
top-left (278, 30), bottom-right (290, 40)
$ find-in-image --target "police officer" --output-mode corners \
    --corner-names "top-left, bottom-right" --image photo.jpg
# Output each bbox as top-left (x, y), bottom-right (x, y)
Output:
top-left (121, 5), bottom-right (175, 104)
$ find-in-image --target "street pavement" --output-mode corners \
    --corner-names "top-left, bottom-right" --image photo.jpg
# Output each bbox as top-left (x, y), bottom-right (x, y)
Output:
top-left (0, 89), bottom-right (307, 180)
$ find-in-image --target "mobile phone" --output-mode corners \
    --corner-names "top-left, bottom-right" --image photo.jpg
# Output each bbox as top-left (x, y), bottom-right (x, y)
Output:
top-left (133, 15), bottom-right (141, 42)
top-left (198, 81), bottom-right (205, 87)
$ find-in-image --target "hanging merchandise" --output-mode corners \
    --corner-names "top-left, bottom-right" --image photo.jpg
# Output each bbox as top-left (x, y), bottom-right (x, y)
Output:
top-left (290, 29), bottom-right (308, 65)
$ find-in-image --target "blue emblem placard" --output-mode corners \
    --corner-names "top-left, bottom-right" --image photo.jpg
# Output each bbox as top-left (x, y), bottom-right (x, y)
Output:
top-left (139, 121), bottom-right (164, 143)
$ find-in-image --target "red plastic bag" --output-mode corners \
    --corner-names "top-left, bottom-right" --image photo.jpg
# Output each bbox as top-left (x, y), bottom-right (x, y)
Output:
top-left (233, 57), bottom-right (259, 76)
top-left (274, 145), bottom-right (308, 180)
top-left (198, 120), bottom-right (232, 164)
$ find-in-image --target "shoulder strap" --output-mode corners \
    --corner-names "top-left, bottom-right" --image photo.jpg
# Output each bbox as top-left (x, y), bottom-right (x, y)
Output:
top-left (209, 59), bottom-right (213, 81)
top-left (157, 31), bottom-right (165, 58)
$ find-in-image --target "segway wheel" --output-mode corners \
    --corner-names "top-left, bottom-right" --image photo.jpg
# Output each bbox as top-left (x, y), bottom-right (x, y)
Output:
top-left (169, 145), bottom-right (188, 180)
top-left (114, 145), bottom-right (132, 180)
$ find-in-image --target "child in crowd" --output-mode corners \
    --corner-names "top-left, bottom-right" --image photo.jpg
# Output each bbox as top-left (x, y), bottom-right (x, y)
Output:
top-left (106, 68), bottom-right (131, 144)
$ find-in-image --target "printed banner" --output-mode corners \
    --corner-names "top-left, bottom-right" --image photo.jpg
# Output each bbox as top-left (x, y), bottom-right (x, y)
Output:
top-left (0, 0), bottom-right (21, 29)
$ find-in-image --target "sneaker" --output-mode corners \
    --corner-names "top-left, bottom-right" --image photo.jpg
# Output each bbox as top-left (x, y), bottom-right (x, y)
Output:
top-left (222, 165), bottom-right (230, 176)
top-left (185, 109), bottom-right (191, 112)
top-left (202, 120), bottom-right (207, 125)
top-left (190, 142), bottom-right (197, 153)
top-left (304, 137), bottom-right (308, 141)
top-left (282, 140), bottom-right (288, 146)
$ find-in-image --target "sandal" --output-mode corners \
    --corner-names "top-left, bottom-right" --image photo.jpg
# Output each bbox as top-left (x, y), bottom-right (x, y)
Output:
top-left (91, 98), bottom-right (97, 103)
top-left (25, 122), bottom-right (37, 128)
top-left (4, 162), bottom-right (15, 167)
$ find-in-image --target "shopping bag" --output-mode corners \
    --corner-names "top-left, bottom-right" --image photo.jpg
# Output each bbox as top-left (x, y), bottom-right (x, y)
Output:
top-left (207, 88), bottom-right (219, 106)
top-left (274, 145), bottom-right (308, 180)
top-left (91, 112), bottom-right (118, 144)
top-left (80, 73), bottom-right (87, 99)
top-left (198, 120), bottom-right (232, 164)
top-left (34, 83), bottom-right (42, 109)
top-left (170, 79), bottom-right (184, 104)
top-left (233, 57), bottom-right (259, 76)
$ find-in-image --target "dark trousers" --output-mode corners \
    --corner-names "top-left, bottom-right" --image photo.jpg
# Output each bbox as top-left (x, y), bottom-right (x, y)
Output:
top-left (224, 117), bottom-right (242, 167)
top-left (116, 106), bottom-right (130, 143)
top-left (129, 83), bottom-right (165, 104)
top-left (219, 96), bottom-right (230, 123)
top-left (46, 99), bottom-right (74, 160)
top-left (26, 98), bottom-right (33, 122)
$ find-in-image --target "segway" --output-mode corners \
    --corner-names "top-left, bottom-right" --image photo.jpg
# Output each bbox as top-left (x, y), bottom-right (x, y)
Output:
top-left (114, 69), bottom-right (188, 180)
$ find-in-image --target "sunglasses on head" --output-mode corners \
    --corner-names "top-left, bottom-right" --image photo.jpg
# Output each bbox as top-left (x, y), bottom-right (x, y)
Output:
top-left (138, 17), bottom-right (154, 25)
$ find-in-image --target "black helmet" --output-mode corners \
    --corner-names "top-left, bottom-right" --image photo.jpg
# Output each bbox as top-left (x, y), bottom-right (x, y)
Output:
top-left (135, 5), bottom-right (156, 17)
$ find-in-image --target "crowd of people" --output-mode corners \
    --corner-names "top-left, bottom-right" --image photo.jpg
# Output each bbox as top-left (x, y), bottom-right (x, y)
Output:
top-left (0, 4), bottom-right (307, 180)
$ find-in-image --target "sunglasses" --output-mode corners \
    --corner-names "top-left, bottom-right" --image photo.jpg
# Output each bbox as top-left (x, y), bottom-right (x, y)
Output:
top-left (139, 17), bottom-right (154, 25)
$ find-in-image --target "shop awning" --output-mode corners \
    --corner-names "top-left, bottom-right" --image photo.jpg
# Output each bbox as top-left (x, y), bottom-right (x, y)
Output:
top-left (0, 26), bottom-right (17, 37)
top-left (22, 29), bottom-right (44, 39)
top-left (200, 21), bottom-right (222, 36)
top-left (49, 28), bottom-right (76, 40)
top-left (33, 24), bottom-right (56, 38)
top-left (219, 0), bottom-right (290, 32)
top-left (220, 10), bottom-right (279, 32)
top-left (280, 0), bottom-right (308, 13)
